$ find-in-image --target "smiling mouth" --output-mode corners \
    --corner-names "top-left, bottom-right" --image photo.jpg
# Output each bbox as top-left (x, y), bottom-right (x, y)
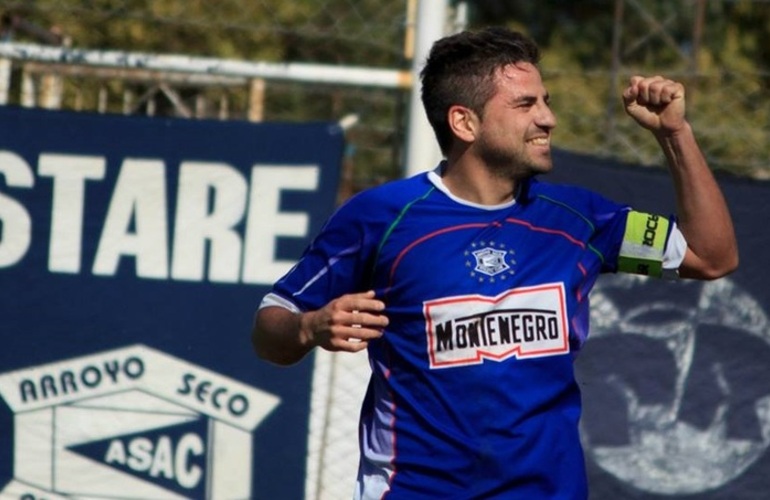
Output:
top-left (527, 137), bottom-right (550, 146)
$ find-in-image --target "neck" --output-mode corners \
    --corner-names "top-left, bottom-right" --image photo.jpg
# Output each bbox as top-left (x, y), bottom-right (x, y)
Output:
top-left (440, 156), bottom-right (519, 206)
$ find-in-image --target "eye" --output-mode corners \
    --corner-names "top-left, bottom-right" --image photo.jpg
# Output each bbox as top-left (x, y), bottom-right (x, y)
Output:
top-left (515, 97), bottom-right (537, 109)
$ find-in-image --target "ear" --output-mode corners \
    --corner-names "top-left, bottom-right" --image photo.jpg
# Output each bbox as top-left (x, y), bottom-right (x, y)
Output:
top-left (447, 105), bottom-right (478, 144)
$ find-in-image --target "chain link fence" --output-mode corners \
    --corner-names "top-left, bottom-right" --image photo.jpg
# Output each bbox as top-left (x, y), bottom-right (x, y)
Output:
top-left (0, 0), bottom-right (412, 198)
top-left (0, 2), bottom-right (767, 499)
top-left (2, 1), bottom-right (767, 187)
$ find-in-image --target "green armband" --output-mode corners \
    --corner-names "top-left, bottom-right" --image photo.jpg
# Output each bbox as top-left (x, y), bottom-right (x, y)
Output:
top-left (617, 211), bottom-right (670, 278)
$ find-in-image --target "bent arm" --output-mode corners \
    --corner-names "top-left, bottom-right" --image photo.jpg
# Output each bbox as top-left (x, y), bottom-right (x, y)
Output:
top-left (623, 75), bottom-right (738, 280)
top-left (252, 290), bottom-right (388, 366)
top-left (655, 124), bottom-right (738, 279)
top-left (252, 306), bottom-right (312, 366)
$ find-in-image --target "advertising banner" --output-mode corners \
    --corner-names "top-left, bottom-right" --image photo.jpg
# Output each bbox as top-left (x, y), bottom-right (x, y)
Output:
top-left (551, 149), bottom-right (770, 500)
top-left (0, 106), bottom-right (344, 499)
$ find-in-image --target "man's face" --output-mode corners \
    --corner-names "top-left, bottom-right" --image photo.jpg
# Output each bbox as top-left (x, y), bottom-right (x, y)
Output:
top-left (474, 62), bottom-right (557, 179)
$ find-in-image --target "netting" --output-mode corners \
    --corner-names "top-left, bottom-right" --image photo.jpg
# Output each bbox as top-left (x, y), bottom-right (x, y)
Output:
top-left (2, 0), bottom-right (768, 185)
top-left (0, 0), bottom-right (412, 194)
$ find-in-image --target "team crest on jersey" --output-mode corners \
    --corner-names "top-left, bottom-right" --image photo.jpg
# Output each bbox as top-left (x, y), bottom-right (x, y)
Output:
top-left (464, 241), bottom-right (516, 283)
top-left (424, 283), bottom-right (569, 369)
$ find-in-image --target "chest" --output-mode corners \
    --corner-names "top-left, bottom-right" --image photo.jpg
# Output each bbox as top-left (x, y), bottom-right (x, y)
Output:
top-left (372, 209), bottom-right (589, 302)
top-left (369, 208), bottom-right (587, 371)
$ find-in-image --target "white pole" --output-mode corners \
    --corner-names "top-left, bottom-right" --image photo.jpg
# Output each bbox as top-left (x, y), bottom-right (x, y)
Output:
top-left (403, 0), bottom-right (448, 177)
top-left (0, 58), bottom-right (10, 105)
top-left (0, 42), bottom-right (410, 90)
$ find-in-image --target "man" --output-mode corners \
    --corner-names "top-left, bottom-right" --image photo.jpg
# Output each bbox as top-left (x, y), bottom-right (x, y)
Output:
top-left (252, 27), bottom-right (737, 499)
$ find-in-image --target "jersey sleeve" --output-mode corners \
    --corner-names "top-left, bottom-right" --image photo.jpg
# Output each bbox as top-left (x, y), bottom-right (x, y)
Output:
top-left (265, 192), bottom-right (380, 312)
top-left (568, 187), bottom-right (681, 279)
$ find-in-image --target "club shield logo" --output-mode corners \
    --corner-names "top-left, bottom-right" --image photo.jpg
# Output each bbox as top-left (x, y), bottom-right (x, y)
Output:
top-left (0, 344), bottom-right (280, 499)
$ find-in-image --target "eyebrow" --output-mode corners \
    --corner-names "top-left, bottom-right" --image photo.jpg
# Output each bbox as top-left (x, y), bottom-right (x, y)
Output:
top-left (510, 93), bottom-right (549, 106)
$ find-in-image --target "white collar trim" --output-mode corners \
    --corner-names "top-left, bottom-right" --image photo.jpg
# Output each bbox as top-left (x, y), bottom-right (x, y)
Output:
top-left (426, 164), bottom-right (517, 211)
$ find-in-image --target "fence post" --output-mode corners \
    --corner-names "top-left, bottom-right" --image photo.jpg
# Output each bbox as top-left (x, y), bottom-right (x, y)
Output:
top-left (248, 78), bottom-right (266, 122)
top-left (21, 65), bottom-right (35, 107)
top-left (40, 72), bottom-right (63, 109)
top-left (0, 58), bottom-right (10, 105)
top-left (403, 0), bottom-right (447, 177)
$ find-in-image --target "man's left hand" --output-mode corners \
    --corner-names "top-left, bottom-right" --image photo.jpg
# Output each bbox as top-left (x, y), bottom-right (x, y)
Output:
top-left (623, 75), bottom-right (686, 135)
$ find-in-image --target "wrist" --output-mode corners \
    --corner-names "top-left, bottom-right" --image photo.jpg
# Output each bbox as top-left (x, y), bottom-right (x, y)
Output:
top-left (297, 311), bottom-right (317, 349)
top-left (653, 121), bottom-right (692, 141)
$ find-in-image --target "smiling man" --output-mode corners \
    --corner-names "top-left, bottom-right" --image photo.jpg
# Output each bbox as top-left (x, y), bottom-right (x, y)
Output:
top-left (252, 27), bottom-right (738, 499)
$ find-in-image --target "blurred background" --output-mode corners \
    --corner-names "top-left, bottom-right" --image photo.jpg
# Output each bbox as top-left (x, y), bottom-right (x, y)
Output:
top-left (1, 0), bottom-right (768, 191)
top-left (0, 2), bottom-right (767, 499)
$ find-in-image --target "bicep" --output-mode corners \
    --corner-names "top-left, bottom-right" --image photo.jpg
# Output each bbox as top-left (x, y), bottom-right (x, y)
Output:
top-left (252, 305), bottom-right (309, 365)
top-left (255, 305), bottom-right (299, 337)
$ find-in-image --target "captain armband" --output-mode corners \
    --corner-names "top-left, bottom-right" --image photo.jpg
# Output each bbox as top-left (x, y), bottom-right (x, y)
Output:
top-left (617, 211), bottom-right (671, 278)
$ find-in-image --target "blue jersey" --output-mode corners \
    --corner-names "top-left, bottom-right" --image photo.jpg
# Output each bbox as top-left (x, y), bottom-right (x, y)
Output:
top-left (265, 168), bottom-right (672, 499)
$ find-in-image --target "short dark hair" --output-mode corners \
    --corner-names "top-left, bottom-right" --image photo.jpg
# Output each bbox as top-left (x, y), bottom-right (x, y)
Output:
top-left (420, 27), bottom-right (541, 155)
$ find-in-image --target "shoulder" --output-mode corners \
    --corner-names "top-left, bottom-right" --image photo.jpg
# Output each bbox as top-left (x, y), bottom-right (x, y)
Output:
top-left (526, 177), bottom-right (600, 202)
top-left (519, 178), bottom-right (631, 240)
top-left (338, 172), bottom-right (435, 215)
top-left (524, 177), bottom-right (628, 216)
top-left (316, 172), bottom-right (435, 240)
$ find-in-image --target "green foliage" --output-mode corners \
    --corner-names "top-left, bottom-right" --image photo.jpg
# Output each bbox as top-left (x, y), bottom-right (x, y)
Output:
top-left (0, 0), bottom-right (766, 179)
top-left (469, 0), bottom-right (770, 177)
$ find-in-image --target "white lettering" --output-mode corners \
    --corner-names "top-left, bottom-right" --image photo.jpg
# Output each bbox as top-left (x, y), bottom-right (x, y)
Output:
top-left (242, 165), bottom-right (318, 284)
top-left (127, 437), bottom-right (154, 471)
top-left (176, 433), bottom-right (204, 488)
top-left (0, 151), bottom-right (34, 267)
top-left (105, 439), bottom-right (127, 465)
top-left (105, 434), bottom-right (204, 488)
top-left (171, 162), bottom-right (247, 283)
top-left (92, 159), bottom-right (169, 278)
top-left (149, 435), bottom-right (174, 479)
top-left (1, 150), bottom-right (325, 284)
top-left (38, 154), bottom-right (106, 273)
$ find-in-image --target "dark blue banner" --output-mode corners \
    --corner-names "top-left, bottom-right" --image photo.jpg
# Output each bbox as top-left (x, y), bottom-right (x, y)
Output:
top-left (551, 149), bottom-right (770, 500)
top-left (0, 106), bottom-right (344, 499)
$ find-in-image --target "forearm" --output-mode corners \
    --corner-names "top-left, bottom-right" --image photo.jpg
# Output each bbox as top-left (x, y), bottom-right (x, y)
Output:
top-left (252, 306), bottom-right (315, 366)
top-left (253, 290), bottom-right (387, 365)
top-left (655, 123), bottom-right (738, 278)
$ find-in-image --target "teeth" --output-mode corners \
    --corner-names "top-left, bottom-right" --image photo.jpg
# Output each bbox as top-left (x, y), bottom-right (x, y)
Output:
top-left (528, 137), bottom-right (549, 146)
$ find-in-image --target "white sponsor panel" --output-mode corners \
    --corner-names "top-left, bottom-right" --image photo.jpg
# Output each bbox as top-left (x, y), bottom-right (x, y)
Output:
top-left (424, 282), bottom-right (569, 369)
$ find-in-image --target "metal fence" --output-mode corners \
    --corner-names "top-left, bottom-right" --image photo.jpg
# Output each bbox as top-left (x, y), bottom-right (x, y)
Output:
top-left (0, 0), bottom-right (415, 199)
top-left (2, 0), bottom-right (768, 187)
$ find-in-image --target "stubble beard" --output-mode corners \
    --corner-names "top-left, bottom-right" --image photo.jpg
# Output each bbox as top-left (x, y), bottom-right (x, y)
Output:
top-left (478, 137), bottom-right (553, 182)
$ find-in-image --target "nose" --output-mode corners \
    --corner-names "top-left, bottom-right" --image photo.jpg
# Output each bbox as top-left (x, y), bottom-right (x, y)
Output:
top-left (536, 102), bottom-right (557, 130)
